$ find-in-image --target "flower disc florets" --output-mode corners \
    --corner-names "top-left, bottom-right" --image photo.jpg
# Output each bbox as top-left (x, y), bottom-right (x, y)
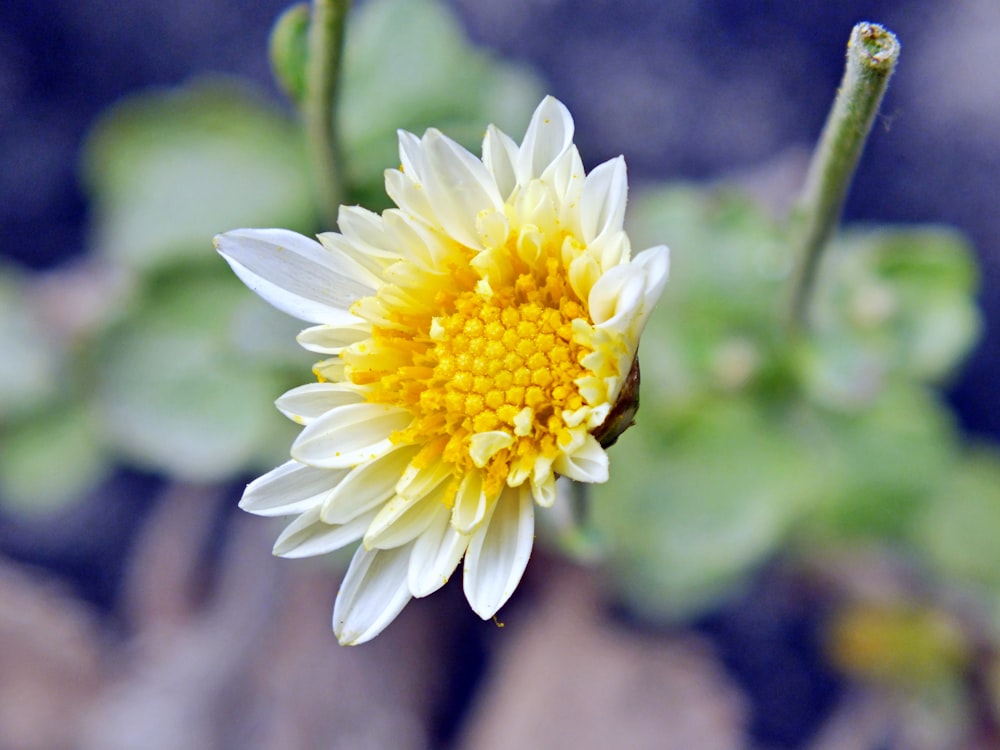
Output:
top-left (216, 96), bottom-right (669, 644)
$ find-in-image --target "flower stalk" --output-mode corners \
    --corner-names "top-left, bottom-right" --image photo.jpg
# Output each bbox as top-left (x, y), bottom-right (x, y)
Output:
top-left (787, 22), bottom-right (900, 331)
top-left (302, 0), bottom-right (350, 226)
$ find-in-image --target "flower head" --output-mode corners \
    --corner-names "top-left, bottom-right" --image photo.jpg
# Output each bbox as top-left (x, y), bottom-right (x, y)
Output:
top-left (216, 96), bottom-right (669, 644)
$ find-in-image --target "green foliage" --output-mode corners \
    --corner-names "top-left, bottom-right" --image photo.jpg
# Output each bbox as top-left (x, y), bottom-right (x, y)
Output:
top-left (2, 0), bottom-right (998, 678)
top-left (338, 0), bottom-right (543, 207)
top-left (0, 404), bottom-right (108, 514)
top-left (912, 448), bottom-right (1000, 621)
top-left (0, 269), bottom-right (61, 420)
top-left (0, 0), bottom-right (542, 512)
top-left (593, 185), bottom-right (990, 620)
top-left (93, 268), bottom-right (306, 481)
top-left (83, 81), bottom-right (316, 272)
top-left (270, 3), bottom-right (311, 104)
top-left (594, 397), bottom-right (815, 619)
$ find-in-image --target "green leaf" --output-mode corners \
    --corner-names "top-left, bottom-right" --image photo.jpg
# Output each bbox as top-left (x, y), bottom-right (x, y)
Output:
top-left (912, 448), bottom-right (1000, 603)
top-left (0, 269), bottom-right (62, 420)
top-left (269, 3), bottom-right (311, 103)
top-left (797, 385), bottom-right (958, 539)
top-left (810, 227), bottom-right (981, 394)
top-left (592, 398), bottom-right (815, 621)
top-left (625, 186), bottom-right (795, 417)
top-left (82, 80), bottom-right (316, 271)
top-left (0, 405), bottom-right (109, 514)
top-left (338, 0), bottom-right (544, 205)
top-left (93, 269), bottom-right (306, 481)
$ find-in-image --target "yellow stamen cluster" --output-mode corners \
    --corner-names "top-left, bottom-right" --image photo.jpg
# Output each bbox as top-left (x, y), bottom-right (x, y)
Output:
top-left (347, 251), bottom-right (594, 496)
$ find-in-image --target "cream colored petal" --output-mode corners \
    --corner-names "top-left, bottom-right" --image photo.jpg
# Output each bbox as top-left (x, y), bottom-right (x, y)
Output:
top-left (291, 403), bottom-right (411, 469)
top-left (553, 433), bottom-right (609, 484)
top-left (589, 245), bottom-right (670, 336)
top-left (215, 229), bottom-right (373, 324)
top-left (579, 156), bottom-right (628, 246)
top-left (420, 129), bottom-right (503, 250)
top-left (395, 456), bottom-right (453, 501)
top-left (296, 323), bottom-right (370, 354)
top-left (463, 485), bottom-right (535, 619)
top-left (552, 146), bottom-right (586, 236)
top-left (482, 124), bottom-right (519, 200)
top-left (317, 229), bottom-right (395, 281)
top-left (333, 544), bottom-right (413, 645)
top-left (384, 168), bottom-right (437, 229)
top-left (364, 481), bottom-right (449, 550)
top-left (272, 506), bottom-right (374, 558)
top-left (239, 460), bottom-right (347, 517)
top-left (469, 431), bottom-right (514, 468)
top-left (516, 96), bottom-right (574, 184)
top-left (382, 209), bottom-right (452, 268)
top-left (408, 507), bottom-right (471, 598)
top-left (568, 252), bottom-right (601, 305)
top-left (531, 471), bottom-right (557, 508)
top-left (275, 382), bottom-right (365, 425)
top-left (321, 443), bottom-right (421, 524)
top-left (451, 471), bottom-right (491, 534)
top-left (397, 128), bottom-right (426, 181)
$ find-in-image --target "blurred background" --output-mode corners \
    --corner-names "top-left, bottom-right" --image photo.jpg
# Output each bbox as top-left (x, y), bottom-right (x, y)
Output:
top-left (1, 0), bottom-right (998, 748)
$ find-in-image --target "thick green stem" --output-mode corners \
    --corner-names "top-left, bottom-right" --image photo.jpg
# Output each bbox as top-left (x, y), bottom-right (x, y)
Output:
top-left (787, 22), bottom-right (900, 330)
top-left (303, 0), bottom-right (350, 227)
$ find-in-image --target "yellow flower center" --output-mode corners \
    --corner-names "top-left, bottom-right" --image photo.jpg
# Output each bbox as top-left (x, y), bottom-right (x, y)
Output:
top-left (347, 248), bottom-right (595, 497)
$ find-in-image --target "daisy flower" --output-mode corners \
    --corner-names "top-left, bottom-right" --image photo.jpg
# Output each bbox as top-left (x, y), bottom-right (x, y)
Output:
top-left (216, 96), bottom-right (669, 644)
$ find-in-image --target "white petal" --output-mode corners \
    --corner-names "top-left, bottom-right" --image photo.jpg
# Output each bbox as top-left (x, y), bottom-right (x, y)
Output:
top-left (552, 146), bottom-right (586, 236)
top-left (275, 382), bottom-right (365, 424)
top-left (408, 507), bottom-right (470, 597)
top-left (384, 168), bottom-right (437, 229)
top-left (321, 443), bottom-right (421, 524)
top-left (421, 129), bottom-right (503, 250)
top-left (451, 471), bottom-right (490, 534)
top-left (589, 245), bottom-right (670, 336)
top-left (239, 460), bottom-right (347, 517)
top-left (395, 456), bottom-right (453, 500)
top-left (553, 433), bottom-right (609, 483)
top-left (317, 229), bottom-right (394, 281)
top-left (215, 228), bottom-right (373, 324)
top-left (397, 129), bottom-right (426, 181)
top-left (291, 403), bottom-right (412, 468)
top-left (469, 431), bottom-right (514, 468)
top-left (516, 96), bottom-right (574, 184)
top-left (334, 545), bottom-right (413, 645)
top-left (463, 485), bottom-right (535, 619)
top-left (273, 507), bottom-right (373, 558)
top-left (482, 124), bottom-right (519, 200)
top-left (296, 323), bottom-right (371, 354)
top-left (382, 209), bottom-right (451, 268)
top-left (364, 483), bottom-right (447, 550)
top-left (579, 156), bottom-right (628, 245)
top-left (531, 470), bottom-right (558, 508)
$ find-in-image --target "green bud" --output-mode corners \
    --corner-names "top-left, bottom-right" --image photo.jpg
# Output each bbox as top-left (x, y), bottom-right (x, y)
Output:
top-left (269, 3), bottom-right (311, 104)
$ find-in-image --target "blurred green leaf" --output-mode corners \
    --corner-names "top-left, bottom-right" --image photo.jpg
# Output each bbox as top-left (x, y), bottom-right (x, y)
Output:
top-left (912, 448), bottom-right (1000, 615)
top-left (809, 227), bottom-right (981, 399)
top-left (0, 269), bottom-right (62, 420)
top-left (593, 398), bottom-right (815, 620)
top-left (0, 405), bottom-right (109, 514)
top-left (269, 3), bottom-right (311, 103)
top-left (626, 187), bottom-right (796, 418)
top-left (93, 269), bottom-right (306, 481)
top-left (795, 385), bottom-right (958, 540)
top-left (83, 80), bottom-right (316, 271)
top-left (339, 0), bottom-right (544, 206)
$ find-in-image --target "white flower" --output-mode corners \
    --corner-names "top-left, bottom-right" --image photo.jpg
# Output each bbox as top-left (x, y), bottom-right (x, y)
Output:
top-left (216, 96), bottom-right (669, 644)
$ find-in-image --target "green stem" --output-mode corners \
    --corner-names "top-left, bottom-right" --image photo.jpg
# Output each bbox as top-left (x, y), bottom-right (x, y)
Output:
top-left (787, 22), bottom-right (900, 330)
top-left (303, 0), bottom-right (350, 227)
